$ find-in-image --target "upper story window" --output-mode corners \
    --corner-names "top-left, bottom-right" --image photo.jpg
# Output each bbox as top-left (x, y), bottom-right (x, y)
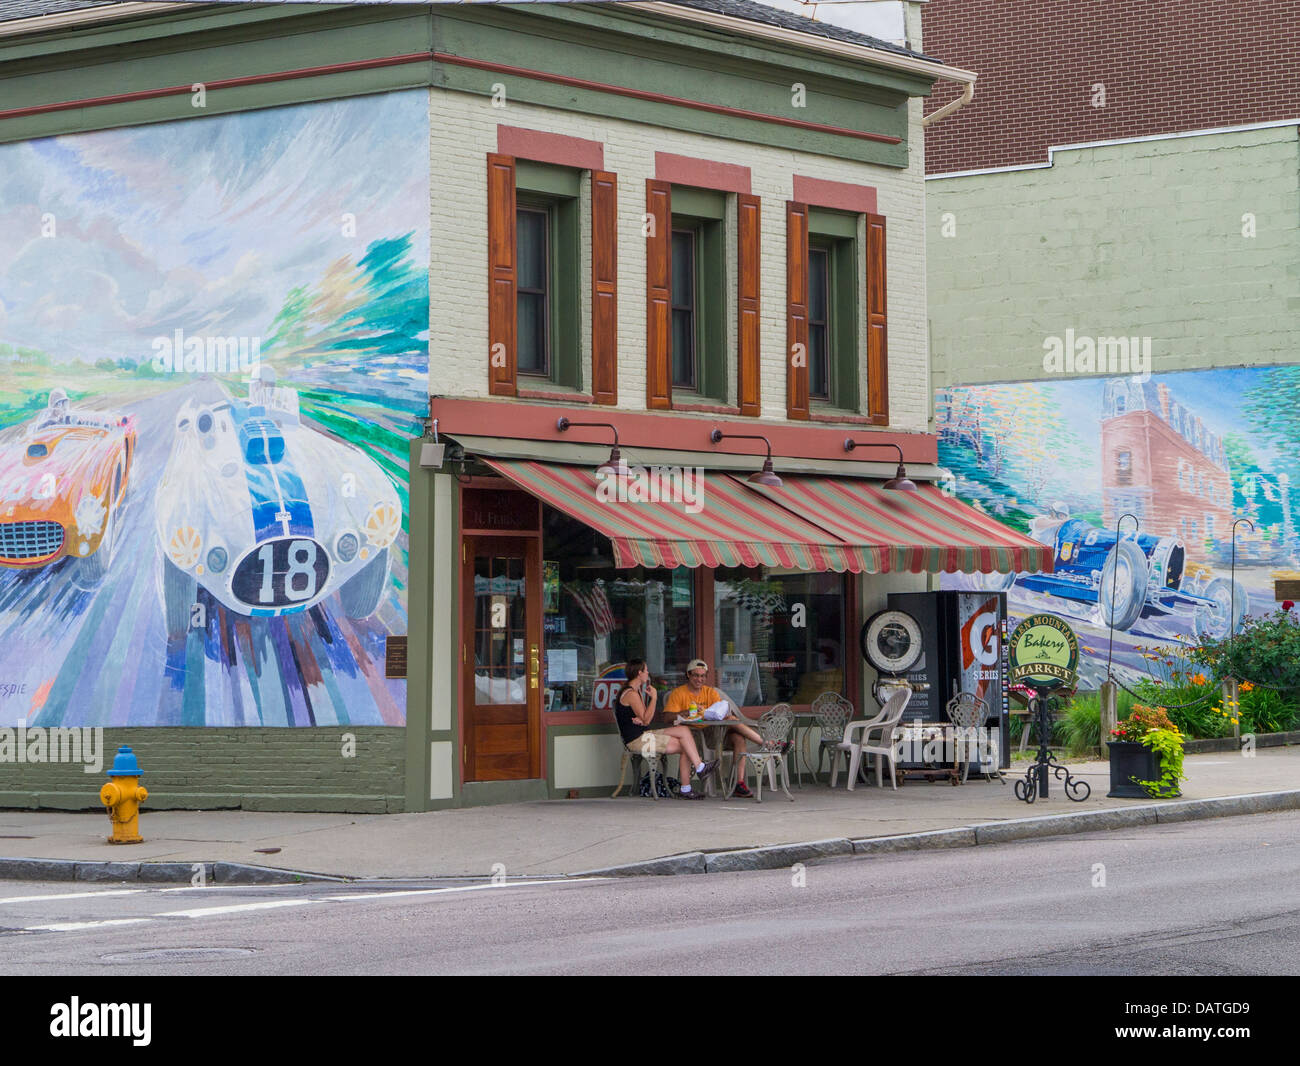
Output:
top-left (786, 196), bottom-right (886, 424)
top-left (487, 142), bottom-right (618, 404)
top-left (668, 187), bottom-right (725, 403)
top-left (670, 228), bottom-right (697, 389)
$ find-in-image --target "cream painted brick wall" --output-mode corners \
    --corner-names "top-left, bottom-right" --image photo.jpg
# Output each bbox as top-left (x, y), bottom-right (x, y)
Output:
top-left (428, 88), bottom-right (930, 433)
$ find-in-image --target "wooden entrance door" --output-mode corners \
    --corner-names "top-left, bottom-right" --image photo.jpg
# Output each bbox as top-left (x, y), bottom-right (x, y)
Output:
top-left (462, 535), bottom-right (542, 781)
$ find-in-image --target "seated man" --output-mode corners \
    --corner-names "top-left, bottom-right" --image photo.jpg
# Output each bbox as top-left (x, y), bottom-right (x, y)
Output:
top-left (663, 659), bottom-right (766, 798)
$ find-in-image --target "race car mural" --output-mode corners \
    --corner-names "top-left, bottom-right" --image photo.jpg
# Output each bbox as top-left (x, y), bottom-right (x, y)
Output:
top-left (987, 511), bottom-right (1246, 642)
top-left (154, 370), bottom-right (401, 638)
top-left (0, 389), bottom-right (137, 589)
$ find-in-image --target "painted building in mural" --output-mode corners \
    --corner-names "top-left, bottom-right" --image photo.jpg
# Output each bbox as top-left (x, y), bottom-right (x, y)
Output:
top-left (923, 0), bottom-right (1300, 682)
top-left (2, 0), bottom-right (1026, 812)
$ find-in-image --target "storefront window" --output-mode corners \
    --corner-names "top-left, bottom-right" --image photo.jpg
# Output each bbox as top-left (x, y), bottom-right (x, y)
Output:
top-left (713, 568), bottom-right (846, 706)
top-left (542, 508), bottom-right (694, 712)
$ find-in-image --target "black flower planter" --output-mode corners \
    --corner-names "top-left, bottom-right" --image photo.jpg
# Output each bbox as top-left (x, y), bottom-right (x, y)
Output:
top-left (1107, 741), bottom-right (1179, 798)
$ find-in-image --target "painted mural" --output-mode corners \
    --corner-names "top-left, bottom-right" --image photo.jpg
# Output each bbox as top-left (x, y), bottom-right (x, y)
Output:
top-left (0, 91), bottom-right (429, 726)
top-left (937, 368), bottom-right (1300, 686)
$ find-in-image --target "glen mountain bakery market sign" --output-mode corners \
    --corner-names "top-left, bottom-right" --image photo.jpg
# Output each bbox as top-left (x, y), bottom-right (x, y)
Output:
top-left (1008, 614), bottom-right (1079, 690)
top-left (1007, 614), bottom-right (1089, 803)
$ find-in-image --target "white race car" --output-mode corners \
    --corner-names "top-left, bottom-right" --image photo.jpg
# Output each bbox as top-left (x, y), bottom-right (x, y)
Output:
top-left (154, 374), bottom-right (401, 637)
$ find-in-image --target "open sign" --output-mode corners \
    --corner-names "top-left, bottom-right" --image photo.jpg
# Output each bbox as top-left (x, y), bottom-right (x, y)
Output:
top-left (590, 664), bottom-right (627, 713)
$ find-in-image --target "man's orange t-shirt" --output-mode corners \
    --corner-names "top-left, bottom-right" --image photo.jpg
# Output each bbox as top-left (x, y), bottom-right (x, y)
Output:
top-left (663, 684), bottom-right (725, 718)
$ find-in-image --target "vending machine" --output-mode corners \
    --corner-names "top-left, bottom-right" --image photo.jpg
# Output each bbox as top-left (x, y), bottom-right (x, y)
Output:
top-left (882, 590), bottom-right (1010, 772)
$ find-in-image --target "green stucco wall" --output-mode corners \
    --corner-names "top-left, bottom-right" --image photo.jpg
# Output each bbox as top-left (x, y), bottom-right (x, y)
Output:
top-left (926, 124), bottom-right (1300, 392)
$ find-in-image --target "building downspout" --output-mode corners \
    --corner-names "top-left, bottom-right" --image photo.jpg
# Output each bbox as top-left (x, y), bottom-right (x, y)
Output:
top-left (922, 77), bottom-right (974, 127)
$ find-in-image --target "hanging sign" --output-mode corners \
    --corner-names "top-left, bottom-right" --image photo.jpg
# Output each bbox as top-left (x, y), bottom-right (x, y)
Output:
top-left (1007, 613), bottom-right (1079, 690)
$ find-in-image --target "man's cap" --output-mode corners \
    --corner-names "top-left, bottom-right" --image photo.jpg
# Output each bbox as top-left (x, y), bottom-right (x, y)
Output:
top-left (686, 659), bottom-right (708, 673)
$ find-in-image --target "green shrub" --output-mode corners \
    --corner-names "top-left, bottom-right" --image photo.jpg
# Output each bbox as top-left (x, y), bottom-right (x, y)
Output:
top-left (1237, 685), bottom-right (1299, 735)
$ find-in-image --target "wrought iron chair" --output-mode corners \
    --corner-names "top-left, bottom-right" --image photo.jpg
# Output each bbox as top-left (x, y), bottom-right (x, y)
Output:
top-left (811, 692), bottom-right (853, 786)
top-left (830, 686), bottom-right (912, 791)
top-left (729, 704), bottom-right (795, 802)
top-left (612, 732), bottom-right (670, 800)
top-left (941, 691), bottom-right (998, 785)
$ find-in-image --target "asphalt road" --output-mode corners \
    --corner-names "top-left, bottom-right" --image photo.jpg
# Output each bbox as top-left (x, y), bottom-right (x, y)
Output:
top-left (1, 811), bottom-right (1297, 976)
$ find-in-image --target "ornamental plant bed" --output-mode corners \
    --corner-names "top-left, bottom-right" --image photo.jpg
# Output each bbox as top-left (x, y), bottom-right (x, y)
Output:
top-left (1107, 704), bottom-right (1185, 799)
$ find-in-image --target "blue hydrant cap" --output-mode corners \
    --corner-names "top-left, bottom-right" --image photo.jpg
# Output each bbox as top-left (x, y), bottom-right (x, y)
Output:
top-left (107, 746), bottom-right (142, 777)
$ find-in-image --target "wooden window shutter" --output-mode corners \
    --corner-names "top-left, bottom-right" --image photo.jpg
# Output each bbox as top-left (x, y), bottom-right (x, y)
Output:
top-left (487, 153), bottom-right (517, 397)
top-left (737, 193), bottom-right (761, 417)
top-left (786, 200), bottom-right (810, 421)
top-left (645, 179), bottom-right (672, 410)
top-left (591, 170), bottom-right (618, 405)
top-left (865, 212), bottom-right (889, 425)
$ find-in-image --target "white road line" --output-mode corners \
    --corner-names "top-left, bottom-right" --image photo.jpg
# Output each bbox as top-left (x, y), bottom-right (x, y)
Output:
top-left (26, 918), bottom-right (153, 932)
top-left (317, 878), bottom-right (582, 902)
top-left (0, 889), bottom-right (144, 905)
top-left (159, 898), bottom-right (321, 919)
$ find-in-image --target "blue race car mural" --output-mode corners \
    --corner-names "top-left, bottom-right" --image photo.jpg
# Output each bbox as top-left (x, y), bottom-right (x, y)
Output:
top-left (986, 512), bottom-right (1246, 642)
top-left (154, 369), bottom-right (401, 639)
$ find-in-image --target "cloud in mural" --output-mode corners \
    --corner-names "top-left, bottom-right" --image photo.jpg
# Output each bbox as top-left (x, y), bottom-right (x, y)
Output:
top-left (0, 95), bottom-right (430, 365)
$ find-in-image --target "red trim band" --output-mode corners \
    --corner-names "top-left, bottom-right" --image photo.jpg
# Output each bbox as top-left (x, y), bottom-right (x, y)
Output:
top-left (0, 50), bottom-right (902, 148)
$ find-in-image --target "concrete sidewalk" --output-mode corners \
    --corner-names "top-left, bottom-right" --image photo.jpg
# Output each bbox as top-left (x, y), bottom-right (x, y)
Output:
top-left (2, 748), bottom-right (1297, 880)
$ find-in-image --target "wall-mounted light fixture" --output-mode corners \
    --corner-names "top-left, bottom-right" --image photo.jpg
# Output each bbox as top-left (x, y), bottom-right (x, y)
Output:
top-left (557, 418), bottom-right (629, 477)
top-left (710, 429), bottom-right (782, 487)
top-left (843, 438), bottom-right (917, 491)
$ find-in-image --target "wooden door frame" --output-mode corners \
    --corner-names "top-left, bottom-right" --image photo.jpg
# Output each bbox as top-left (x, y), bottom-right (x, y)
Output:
top-left (460, 532), bottom-right (544, 782)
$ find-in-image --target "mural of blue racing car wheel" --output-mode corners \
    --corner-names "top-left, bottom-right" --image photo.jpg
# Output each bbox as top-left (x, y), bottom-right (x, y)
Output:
top-left (1194, 577), bottom-right (1247, 642)
top-left (1098, 538), bottom-right (1147, 631)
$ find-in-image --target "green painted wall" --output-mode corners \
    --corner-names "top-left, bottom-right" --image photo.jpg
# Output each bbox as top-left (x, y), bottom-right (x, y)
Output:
top-left (0, 727), bottom-right (405, 813)
top-left (926, 125), bottom-right (1300, 392)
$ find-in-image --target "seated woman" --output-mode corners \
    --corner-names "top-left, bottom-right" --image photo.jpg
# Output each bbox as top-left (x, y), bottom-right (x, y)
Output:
top-left (616, 658), bottom-right (717, 800)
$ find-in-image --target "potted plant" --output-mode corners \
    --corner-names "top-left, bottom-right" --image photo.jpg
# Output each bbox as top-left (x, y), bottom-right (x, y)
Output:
top-left (1107, 704), bottom-right (1185, 798)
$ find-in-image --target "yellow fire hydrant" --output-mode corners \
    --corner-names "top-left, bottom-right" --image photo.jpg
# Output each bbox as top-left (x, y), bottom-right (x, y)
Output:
top-left (100, 746), bottom-right (148, 845)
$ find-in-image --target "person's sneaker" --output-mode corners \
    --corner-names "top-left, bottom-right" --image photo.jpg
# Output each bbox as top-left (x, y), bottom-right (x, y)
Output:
top-left (732, 780), bottom-right (753, 798)
top-left (695, 759), bottom-right (719, 781)
top-left (676, 788), bottom-right (706, 800)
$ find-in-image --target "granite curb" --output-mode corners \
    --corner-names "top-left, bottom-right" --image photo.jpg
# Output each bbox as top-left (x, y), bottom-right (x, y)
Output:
top-left (573, 789), bottom-right (1300, 877)
top-left (0, 857), bottom-right (348, 884)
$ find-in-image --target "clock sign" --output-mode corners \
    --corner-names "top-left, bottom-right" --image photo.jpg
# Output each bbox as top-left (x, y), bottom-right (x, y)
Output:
top-left (1008, 613), bottom-right (1079, 690)
top-left (860, 610), bottom-right (923, 674)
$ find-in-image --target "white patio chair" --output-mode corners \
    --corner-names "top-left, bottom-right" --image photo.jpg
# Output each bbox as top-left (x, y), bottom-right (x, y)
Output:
top-left (830, 685), bottom-right (912, 792)
top-left (729, 704), bottom-right (795, 802)
top-left (810, 692), bottom-right (853, 786)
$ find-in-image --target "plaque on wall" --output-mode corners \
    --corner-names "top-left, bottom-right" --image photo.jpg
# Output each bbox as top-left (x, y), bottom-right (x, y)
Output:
top-left (385, 636), bottom-right (408, 679)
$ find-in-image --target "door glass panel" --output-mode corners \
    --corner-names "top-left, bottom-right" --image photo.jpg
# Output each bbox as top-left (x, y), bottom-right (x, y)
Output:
top-left (473, 552), bottom-right (527, 705)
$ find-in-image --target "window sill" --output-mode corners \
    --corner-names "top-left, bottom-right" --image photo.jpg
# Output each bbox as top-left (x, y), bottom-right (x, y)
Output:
top-left (808, 409), bottom-right (885, 427)
top-left (670, 399), bottom-right (741, 415)
top-left (517, 387), bottom-right (595, 404)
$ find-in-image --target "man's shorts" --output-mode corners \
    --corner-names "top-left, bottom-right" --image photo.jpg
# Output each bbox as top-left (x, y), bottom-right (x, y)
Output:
top-left (626, 730), bottom-right (672, 756)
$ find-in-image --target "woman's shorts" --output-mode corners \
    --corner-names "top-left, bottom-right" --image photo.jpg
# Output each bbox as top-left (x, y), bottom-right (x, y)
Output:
top-left (626, 730), bottom-right (672, 756)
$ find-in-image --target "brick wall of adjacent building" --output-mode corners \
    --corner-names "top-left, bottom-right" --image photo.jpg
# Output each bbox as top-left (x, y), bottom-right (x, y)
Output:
top-left (922, 0), bottom-right (1300, 174)
top-left (429, 90), bottom-right (933, 433)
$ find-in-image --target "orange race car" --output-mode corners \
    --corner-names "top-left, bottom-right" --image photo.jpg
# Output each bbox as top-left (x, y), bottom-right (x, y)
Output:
top-left (0, 389), bottom-right (137, 588)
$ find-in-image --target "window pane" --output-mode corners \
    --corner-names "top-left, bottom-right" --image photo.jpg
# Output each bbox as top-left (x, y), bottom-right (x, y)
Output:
top-left (671, 230), bottom-right (696, 390)
top-left (517, 209), bottom-right (548, 290)
top-left (809, 248), bottom-right (829, 321)
top-left (517, 293), bottom-right (546, 374)
top-left (671, 230), bottom-right (695, 306)
top-left (516, 207), bottom-right (549, 375)
top-left (672, 310), bottom-right (695, 388)
top-left (713, 568), bottom-right (845, 706)
top-left (809, 248), bottom-right (830, 400)
top-left (541, 509), bottom-right (695, 712)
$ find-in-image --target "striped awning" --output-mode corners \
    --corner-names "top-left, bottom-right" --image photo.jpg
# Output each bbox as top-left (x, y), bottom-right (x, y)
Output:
top-left (741, 476), bottom-right (1054, 575)
top-left (483, 459), bottom-right (875, 572)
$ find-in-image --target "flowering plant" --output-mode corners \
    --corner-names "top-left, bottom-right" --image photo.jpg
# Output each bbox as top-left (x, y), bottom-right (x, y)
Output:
top-left (1111, 704), bottom-right (1185, 798)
